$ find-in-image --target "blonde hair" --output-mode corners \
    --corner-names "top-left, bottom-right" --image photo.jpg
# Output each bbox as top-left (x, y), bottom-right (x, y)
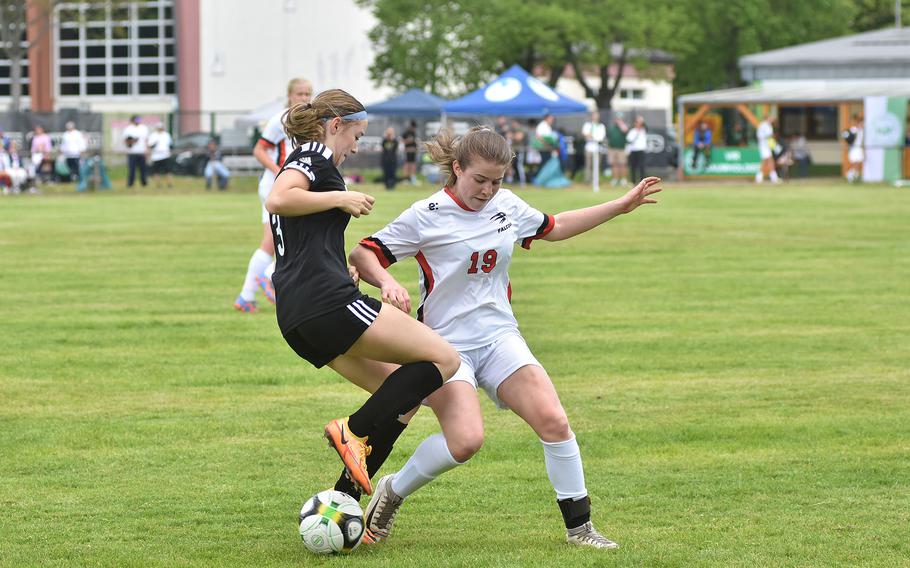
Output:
top-left (286, 77), bottom-right (312, 107)
top-left (282, 88), bottom-right (366, 147)
top-left (424, 126), bottom-right (514, 188)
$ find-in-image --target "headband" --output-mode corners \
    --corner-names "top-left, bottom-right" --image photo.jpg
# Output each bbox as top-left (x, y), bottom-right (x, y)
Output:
top-left (340, 110), bottom-right (368, 121)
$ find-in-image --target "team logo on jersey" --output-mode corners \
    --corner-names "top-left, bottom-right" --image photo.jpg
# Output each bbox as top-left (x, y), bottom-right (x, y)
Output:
top-left (489, 212), bottom-right (507, 224)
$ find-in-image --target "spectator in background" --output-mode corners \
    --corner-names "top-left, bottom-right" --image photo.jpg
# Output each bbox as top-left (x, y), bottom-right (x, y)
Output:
top-left (29, 125), bottom-right (53, 182)
top-left (509, 119), bottom-right (528, 185)
top-left (380, 126), bottom-right (399, 191)
top-left (204, 139), bottom-right (230, 190)
top-left (606, 113), bottom-right (628, 186)
top-left (789, 133), bottom-right (811, 178)
top-left (691, 119), bottom-right (712, 171)
top-left (147, 123), bottom-right (174, 189)
top-left (843, 114), bottom-right (864, 183)
top-left (625, 115), bottom-right (648, 184)
top-left (402, 120), bottom-right (419, 184)
top-left (534, 114), bottom-right (558, 170)
top-left (1, 140), bottom-right (30, 194)
top-left (494, 115), bottom-right (511, 139)
top-left (60, 121), bottom-right (87, 183)
top-left (581, 110), bottom-right (606, 183)
top-left (122, 115), bottom-right (149, 188)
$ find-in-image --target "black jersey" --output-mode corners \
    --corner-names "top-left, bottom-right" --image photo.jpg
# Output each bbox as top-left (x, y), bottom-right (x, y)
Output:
top-left (269, 142), bottom-right (361, 334)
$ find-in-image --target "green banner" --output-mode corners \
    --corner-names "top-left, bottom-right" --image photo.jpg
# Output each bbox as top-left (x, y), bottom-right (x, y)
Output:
top-left (684, 146), bottom-right (762, 176)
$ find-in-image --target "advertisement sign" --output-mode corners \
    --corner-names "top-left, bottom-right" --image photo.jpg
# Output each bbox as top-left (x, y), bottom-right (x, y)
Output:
top-left (863, 96), bottom-right (908, 182)
top-left (683, 146), bottom-right (762, 176)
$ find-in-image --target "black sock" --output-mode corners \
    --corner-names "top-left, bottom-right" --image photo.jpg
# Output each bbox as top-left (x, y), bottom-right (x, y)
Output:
top-left (558, 495), bottom-right (591, 530)
top-left (346, 361), bottom-right (442, 438)
top-left (334, 416), bottom-right (409, 501)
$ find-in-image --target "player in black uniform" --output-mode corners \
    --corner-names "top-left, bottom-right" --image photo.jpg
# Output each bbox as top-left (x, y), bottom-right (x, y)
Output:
top-left (266, 89), bottom-right (460, 496)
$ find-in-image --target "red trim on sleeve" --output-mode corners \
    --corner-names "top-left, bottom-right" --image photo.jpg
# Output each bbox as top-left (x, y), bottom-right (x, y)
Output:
top-left (257, 138), bottom-right (276, 149)
top-left (521, 213), bottom-right (556, 249)
top-left (444, 186), bottom-right (475, 212)
top-left (358, 238), bottom-right (392, 269)
top-left (276, 140), bottom-right (286, 168)
top-left (507, 282), bottom-right (512, 303)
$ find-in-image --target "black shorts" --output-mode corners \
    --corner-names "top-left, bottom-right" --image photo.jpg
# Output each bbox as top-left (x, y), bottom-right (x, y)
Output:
top-left (282, 294), bottom-right (383, 368)
top-left (404, 151), bottom-right (417, 164)
top-left (151, 158), bottom-right (172, 175)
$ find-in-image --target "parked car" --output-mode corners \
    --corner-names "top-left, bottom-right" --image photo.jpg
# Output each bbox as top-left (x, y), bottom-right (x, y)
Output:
top-left (172, 131), bottom-right (254, 176)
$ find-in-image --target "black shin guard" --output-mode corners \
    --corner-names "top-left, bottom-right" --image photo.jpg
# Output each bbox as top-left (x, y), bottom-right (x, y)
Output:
top-left (334, 417), bottom-right (409, 501)
top-left (558, 495), bottom-right (591, 530)
top-left (347, 361), bottom-right (442, 437)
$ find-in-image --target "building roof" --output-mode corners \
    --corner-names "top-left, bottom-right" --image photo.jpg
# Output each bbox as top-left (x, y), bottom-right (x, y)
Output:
top-left (740, 27), bottom-right (910, 81)
top-left (678, 79), bottom-right (910, 105)
top-left (741, 27), bottom-right (910, 67)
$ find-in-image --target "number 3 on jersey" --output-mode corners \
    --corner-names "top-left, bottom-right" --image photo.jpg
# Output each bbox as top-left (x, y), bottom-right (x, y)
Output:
top-left (271, 214), bottom-right (285, 257)
top-left (467, 249), bottom-right (497, 274)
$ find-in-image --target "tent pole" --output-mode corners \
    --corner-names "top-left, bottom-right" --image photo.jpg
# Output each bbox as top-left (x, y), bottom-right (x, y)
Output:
top-left (592, 144), bottom-right (600, 193)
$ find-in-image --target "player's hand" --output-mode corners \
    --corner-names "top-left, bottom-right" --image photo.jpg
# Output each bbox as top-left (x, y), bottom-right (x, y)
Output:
top-left (348, 265), bottom-right (360, 285)
top-left (616, 176), bottom-right (661, 214)
top-left (380, 281), bottom-right (411, 314)
top-left (338, 191), bottom-right (375, 218)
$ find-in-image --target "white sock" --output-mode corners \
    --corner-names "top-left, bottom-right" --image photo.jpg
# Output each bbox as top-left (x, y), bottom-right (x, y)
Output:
top-left (755, 171), bottom-right (763, 182)
top-left (770, 170), bottom-right (779, 182)
top-left (541, 435), bottom-right (587, 501)
top-left (240, 248), bottom-right (273, 301)
top-left (264, 261), bottom-right (275, 280)
top-left (391, 433), bottom-right (462, 498)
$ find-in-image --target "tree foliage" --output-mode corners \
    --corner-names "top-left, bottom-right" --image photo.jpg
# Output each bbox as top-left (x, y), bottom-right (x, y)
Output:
top-left (357, 0), bottom-right (691, 107)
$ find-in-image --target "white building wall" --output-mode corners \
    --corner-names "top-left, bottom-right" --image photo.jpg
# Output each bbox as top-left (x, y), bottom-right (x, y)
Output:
top-left (556, 75), bottom-right (674, 126)
top-left (198, 0), bottom-right (392, 114)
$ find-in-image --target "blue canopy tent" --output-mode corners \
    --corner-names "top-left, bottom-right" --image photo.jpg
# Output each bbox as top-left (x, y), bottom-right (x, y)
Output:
top-left (443, 65), bottom-right (588, 117)
top-left (366, 88), bottom-right (447, 118)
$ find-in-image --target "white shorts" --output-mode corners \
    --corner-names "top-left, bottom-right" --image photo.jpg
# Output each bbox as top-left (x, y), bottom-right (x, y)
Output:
top-left (848, 147), bottom-right (864, 164)
top-left (759, 144), bottom-right (772, 160)
top-left (447, 331), bottom-right (542, 410)
top-left (258, 177), bottom-right (273, 223)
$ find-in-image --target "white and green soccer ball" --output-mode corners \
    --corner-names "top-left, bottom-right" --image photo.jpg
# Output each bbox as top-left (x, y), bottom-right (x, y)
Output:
top-left (298, 490), bottom-right (365, 555)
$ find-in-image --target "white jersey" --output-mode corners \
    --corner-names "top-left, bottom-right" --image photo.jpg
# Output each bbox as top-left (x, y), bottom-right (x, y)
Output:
top-left (757, 120), bottom-right (773, 158)
top-left (148, 131), bottom-right (172, 162)
top-left (258, 109), bottom-right (292, 188)
top-left (361, 187), bottom-right (554, 351)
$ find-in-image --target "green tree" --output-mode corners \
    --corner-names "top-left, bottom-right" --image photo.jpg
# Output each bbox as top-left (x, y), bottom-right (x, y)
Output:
top-left (673, 0), bottom-right (865, 95)
top-left (357, 0), bottom-right (690, 108)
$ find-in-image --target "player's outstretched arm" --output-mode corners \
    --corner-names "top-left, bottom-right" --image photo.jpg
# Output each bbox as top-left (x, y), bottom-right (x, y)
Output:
top-left (266, 169), bottom-right (374, 217)
top-left (349, 245), bottom-right (412, 314)
top-left (543, 176), bottom-right (661, 242)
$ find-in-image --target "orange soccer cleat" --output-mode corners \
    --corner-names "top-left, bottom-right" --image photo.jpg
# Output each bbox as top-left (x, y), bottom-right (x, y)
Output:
top-left (324, 417), bottom-right (373, 495)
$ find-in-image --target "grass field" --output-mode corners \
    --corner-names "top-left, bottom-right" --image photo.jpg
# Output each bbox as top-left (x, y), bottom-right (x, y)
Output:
top-left (2, 176), bottom-right (909, 567)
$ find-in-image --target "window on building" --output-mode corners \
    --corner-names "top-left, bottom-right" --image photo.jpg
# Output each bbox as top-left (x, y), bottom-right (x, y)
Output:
top-left (55, 0), bottom-right (176, 99)
top-left (779, 106), bottom-right (838, 140)
top-left (0, 32), bottom-right (30, 98)
top-left (619, 88), bottom-right (645, 101)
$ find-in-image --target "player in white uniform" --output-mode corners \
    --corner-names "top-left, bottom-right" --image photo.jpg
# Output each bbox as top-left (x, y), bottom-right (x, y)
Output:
top-left (349, 127), bottom-right (662, 549)
top-left (844, 114), bottom-right (864, 182)
top-left (755, 116), bottom-right (780, 184)
top-left (233, 77), bottom-right (313, 313)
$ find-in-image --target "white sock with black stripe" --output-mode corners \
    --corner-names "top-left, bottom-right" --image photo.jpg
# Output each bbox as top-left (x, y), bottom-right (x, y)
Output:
top-left (541, 435), bottom-right (587, 501)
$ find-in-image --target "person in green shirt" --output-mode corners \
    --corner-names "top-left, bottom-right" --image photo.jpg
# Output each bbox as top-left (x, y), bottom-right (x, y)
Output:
top-left (606, 113), bottom-right (628, 186)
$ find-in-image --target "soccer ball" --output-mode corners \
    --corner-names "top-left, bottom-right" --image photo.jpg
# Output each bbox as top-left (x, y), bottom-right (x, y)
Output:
top-left (298, 490), bottom-right (365, 555)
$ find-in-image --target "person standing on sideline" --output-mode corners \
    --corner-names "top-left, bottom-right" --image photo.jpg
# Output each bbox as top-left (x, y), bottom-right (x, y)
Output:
top-left (122, 115), bottom-right (149, 188)
top-left (29, 125), bottom-right (53, 182)
top-left (232, 77), bottom-right (313, 314)
top-left (625, 115), bottom-right (648, 184)
top-left (402, 120), bottom-right (419, 184)
top-left (147, 123), bottom-right (173, 189)
top-left (350, 126), bottom-right (661, 549)
top-left (581, 110), bottom-right (606, 183)
top-left (264, 89), bottom-right (460, 496)
top-left (755, 115), bottom-right (780, 184)
top-left (60, 121), bottom-right (86, 183)
top-left (534, 113), bottom-right (558, 170)
top-left (843, 114), bottom-right (864, 183)
top-left (606, 113), bottom-right (628, 185)
top-left (690, 119), bottom-right (712, 170)
top-left (380, 127), bottom-right (399, 191)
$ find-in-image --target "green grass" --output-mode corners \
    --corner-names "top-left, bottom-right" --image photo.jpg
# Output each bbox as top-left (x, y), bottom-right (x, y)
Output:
top-left (1, 176), bottom-right (909, 567)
